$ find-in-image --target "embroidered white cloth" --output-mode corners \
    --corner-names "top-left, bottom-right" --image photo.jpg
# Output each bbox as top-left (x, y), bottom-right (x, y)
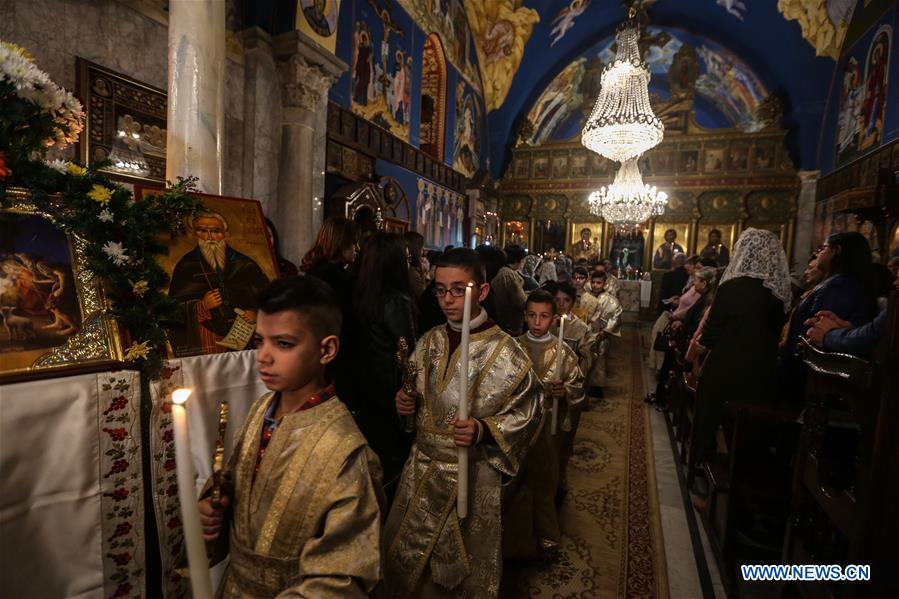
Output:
top-left (0, 370), bottom-right (144, 599)
top-left (148, 349), bottom-right (266, 597)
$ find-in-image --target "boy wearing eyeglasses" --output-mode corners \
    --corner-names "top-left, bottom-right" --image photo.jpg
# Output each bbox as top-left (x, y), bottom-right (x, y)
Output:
top-left (382, 248), bottom-right (543, 598)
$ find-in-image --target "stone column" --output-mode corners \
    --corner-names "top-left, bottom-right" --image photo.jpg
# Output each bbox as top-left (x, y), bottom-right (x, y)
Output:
top-left (273, 31), bottom-right (346, 265)
top-left (166, 0), bottom-right (226, 193)
top-left (793, 170), bottom-right (820, 271)
top-left (239, 27), bottom-right (280, 208)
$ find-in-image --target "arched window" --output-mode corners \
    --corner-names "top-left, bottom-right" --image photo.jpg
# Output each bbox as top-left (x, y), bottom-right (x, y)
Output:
top-left (420, 34), bottom-right (447, 162)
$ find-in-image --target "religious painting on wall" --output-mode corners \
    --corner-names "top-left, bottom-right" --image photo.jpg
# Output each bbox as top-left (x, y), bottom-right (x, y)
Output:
top-left (525, 58), bottom-right (586, 145)
top-left (533, 154), bottom-right (549, 178)
top-left (753, 142), bottom-right (776, 169)
top-left (464, 0), bottom-right (539, 111)
top-left (135, 188), bottom-right (279, 358)
top-left (836, 23), bottom-right (892, 167)
top-left (569, 222), bottom-right (602, 261)
top-left (396, 0), bottom-right (482, 96)
top-left (514, 156), bottom-right (530, 179)
top-left (420, 33), bottom-right (447, 162)
top-left (697, 223), bottom-right (735, 266)
top-left (703, 147), bottom-right (725, 172)
top-left (551, 154), bottom-right (569, 178)
top-left (729, 143), bottom-right (750, 170)
top-left (680, 150), bottom-right (698, 173)
top-left (651, 223), bottom-right (690, 270)
top-left (570, 154), bottom-right (587, 178)
top-left (608, 226), bottom-right (646, 273)
top-left (452, 81), bottom-right (481, 178)
top-left (0, 197), bottom-right (124, 380)
top-left (297, 0), bottom-right (341, 53)
top-left (76, 58), bottom-right (166, 183)
top-left (650, 150), bottom-right (675, 175)
top-left (300, 0), bottom-right (339, 37)
top-left (350, 1), bottom-right (413, 141)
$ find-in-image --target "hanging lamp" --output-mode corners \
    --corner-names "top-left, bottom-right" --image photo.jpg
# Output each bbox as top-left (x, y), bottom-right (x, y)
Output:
top-left (588, 158), bottom-right (667, 225)
top-left (581, 9), bottom-right (664, 162)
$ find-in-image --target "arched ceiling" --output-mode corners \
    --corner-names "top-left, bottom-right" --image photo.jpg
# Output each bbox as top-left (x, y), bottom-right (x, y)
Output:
top-left (484, 0), bottom-right (842, 178)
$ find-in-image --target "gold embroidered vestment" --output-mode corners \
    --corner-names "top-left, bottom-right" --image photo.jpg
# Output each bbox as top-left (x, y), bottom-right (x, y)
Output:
top-left (209, 394), bottom-right (382, 598)
top-left (380, 324), bottom-right (543, 598)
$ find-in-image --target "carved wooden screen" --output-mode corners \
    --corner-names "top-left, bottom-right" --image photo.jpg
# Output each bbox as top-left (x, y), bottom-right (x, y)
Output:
top-left (420, 34), bottom-right (447, 162)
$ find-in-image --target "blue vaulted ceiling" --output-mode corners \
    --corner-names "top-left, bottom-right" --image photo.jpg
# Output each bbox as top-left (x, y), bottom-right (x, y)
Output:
top-left (487, 0), bottom-right (838, 178)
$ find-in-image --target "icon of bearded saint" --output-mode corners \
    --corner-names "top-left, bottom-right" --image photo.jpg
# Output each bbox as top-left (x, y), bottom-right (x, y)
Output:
top-left (167, 211), bottom-right (271, 357)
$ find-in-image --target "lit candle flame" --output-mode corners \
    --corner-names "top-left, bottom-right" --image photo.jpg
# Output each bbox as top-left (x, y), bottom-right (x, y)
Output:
top-left (171, 388), bottom-right (192, 405)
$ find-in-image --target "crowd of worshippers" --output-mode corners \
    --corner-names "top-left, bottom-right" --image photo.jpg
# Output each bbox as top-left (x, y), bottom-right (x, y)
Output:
top-left (196, 217), bottom-right (629, 597)
top-left (645, 228), bottom-right (897, 511)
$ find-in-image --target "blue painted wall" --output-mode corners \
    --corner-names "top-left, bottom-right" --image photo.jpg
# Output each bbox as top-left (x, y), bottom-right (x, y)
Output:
top-left (818, 3), bottom-right (898, 175)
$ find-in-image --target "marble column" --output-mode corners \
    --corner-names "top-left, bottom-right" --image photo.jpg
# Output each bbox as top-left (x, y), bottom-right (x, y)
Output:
top-left (166, 0), bottom-right (225, 194)
top-left (793, 170), bottom-right (820, 271)
top-left (272, 31), bottom-right (346, 265)
top-left (239, 27), bottom-right (280, 208)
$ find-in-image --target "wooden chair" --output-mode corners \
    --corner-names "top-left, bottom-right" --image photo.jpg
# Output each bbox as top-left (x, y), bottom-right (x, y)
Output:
top-left (781, 293), bottom-right (899, 599)
top-left (697, 400), bottom-right (801, 580)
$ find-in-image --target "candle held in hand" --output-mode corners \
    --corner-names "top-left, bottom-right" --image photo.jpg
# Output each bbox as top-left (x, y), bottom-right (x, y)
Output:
top-left (171, 388), bottom-right (214, 599)
top-left (457, 282), bottom-right (473, 519)
top-left (551, 315), bottom-right (567, 435)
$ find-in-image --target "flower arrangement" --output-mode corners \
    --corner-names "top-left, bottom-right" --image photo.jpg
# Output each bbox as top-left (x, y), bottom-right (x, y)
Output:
top-left (0, 41), bottom-right (84, 159)
top-left (1, 42), bottom-right (205, 378)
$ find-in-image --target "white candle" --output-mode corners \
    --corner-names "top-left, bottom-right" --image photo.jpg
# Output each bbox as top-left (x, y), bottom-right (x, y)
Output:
top-left (552, 315), bottom-right (566, 435)
top-left (171, 388), bottom-right (214, 599)
top-left (457, 283), bottom-right (474, 519)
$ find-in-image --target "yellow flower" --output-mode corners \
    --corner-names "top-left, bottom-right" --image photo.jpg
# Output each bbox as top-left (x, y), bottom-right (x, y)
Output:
top-left (88, 184), bottom-right (112, 205)
top-left (124, 340), bottom-right (151, 361)
top-left (66, 163), bottom-right (87, 176)
top-left (1, 42), bottom-right (33, 61)
top-left (131, 280), bottom-right (149, 298)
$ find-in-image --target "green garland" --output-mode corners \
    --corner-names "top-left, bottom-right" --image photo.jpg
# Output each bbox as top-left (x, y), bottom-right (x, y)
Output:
top-left (1, 158), bottom-right (204, 379)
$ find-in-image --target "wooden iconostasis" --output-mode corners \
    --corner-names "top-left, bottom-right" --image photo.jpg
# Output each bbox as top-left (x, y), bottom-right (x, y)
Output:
top-left (498, 117), bottom-right (800, 271)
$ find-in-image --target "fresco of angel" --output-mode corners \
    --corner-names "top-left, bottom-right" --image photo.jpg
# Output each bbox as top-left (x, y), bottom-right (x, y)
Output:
top-left (550, 0), bottom-right (590, 47)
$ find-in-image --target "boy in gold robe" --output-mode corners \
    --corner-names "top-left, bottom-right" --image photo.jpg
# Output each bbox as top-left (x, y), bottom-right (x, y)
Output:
top-left (382, 248), bottom-right (543, 598)
top-left (549, 281), bottom-right (595, 489)
top-left (585, 270), bottom-right (623, 399)
top-left (504, 289), bottom-right (584, 558)
top-left (198, 275), bottom-right (382, 598)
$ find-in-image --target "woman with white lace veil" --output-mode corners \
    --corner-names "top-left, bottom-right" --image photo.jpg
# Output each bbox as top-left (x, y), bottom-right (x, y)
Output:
top-left (689, 228), bottom-right (792, 469)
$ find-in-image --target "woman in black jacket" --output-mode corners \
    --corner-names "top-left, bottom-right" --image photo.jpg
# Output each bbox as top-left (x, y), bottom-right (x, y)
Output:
top-left (341, 232), bottom-right (417, 500)
top-left (691, 229), bottom-right (792, 469)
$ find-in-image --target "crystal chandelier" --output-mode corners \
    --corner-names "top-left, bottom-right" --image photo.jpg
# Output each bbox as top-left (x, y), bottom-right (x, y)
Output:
top-left (588, 158), bottom-right (667, 225)
top-left (581, 15), bottom-right (664, 162)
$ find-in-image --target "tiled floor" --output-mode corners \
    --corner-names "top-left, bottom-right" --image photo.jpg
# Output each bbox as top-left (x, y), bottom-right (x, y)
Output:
top-left (639, 325), bottom-right (728, 599)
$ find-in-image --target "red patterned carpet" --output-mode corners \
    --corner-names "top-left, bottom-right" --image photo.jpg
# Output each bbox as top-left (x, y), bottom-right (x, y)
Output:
top-left (502, 322), bottom-right (669, 598)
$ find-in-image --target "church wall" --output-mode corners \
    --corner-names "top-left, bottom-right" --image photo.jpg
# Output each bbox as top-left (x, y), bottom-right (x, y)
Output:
top-left (328, 0), bottom-right (487, 175)
top-left (818, 3), bottom-right (898, 175)
top-left (375, 158), bottom-right (465, 250)
top-left (0, 0), bottom-right (254, 201)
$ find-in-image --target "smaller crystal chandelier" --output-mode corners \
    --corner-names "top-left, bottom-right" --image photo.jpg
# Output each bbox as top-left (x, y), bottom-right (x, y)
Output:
top-left (588, 158), bottom-right (667, 225)
top-left (581, 11), bottom-right (664, 162)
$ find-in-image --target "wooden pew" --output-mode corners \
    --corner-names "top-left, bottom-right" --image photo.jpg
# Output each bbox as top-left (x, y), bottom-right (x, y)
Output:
top-left (781, 293), bottom-right (899, 598)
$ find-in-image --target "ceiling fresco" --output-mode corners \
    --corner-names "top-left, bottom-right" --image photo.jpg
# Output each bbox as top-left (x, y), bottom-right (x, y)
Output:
top-left (464, 0), bottom-right (541, 111)
top-left (777, 0), bottom-right (859, 59)
top-left (523, 26), bottom-right (771, 146)
top-left (482, 0), bottom-right (838, 176)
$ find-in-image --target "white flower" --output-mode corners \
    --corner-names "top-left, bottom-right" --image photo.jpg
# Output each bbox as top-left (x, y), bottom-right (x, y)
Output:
top-left (102, 241), bottom-right (128, 266)
top-left (1, 41), bottom-right (85, 148)
top-left (45, 159), bottom-right (68, 174)
top-left (98, 208), bottom-right (114, 223)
